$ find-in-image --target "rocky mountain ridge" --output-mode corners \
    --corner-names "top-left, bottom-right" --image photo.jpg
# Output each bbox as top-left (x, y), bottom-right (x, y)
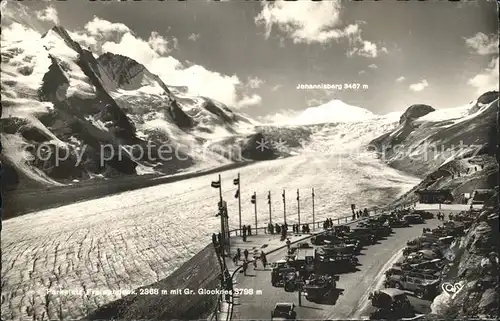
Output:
top-left (0, 25), bottom-right (280, 190)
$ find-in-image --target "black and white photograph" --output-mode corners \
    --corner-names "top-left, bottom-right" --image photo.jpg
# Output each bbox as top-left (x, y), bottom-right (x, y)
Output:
top-left (1, 0), bottom-right (499, 320)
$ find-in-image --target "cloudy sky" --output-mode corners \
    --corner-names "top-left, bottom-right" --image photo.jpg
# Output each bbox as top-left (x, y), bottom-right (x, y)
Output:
top-left (6, 0), bottom-right (499, 118)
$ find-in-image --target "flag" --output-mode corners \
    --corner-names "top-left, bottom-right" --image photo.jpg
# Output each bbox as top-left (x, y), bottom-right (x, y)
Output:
top-left (211, 180), bottom-right (220, 188)
top-left (296, 190), bottom-right (300, 201)
top-left (312, 188), bottom-right (315, 197)
top-left (233, 177), bottom-right (239, 185)
top-left (251, 194), bottom-right (256, 204)
top-left (267, 192), bottom-right (271, 204)
top-left (235, 189), bottom-right (240, 199)
top-left (282, 191), bottom-right (285, 201)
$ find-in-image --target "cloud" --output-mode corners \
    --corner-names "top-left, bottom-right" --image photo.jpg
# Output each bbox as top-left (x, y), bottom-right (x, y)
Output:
top-left (247, 77), bottom-right (264, 89)
top-left (84, 16), bottom-right (130, 37)
top-left (75, 18), bottom-right (259, 109)
top-left (348, 40), bottom-right (386, 58)
top-left (35, 5), bottom-right (59, 24)
top-left (467, 56), bottom-right (499, 94)
top-left (236, 94), bottom-right (262, 108)
top-left (254, 0), bottom-right (343, 44)
top-left (254, 2), bottom-right (386, 58)
top-left (409, 79), bottom-right (429, 92)
top-left (358, 70), bottom-right (366, 75)
top-left (368, 64), bottom-right (377, 69)
top-left (188, 33), bottom-right (200, 41)
top-left (464, 32), bottom-right (499, 55)
top-left (148, 31), bottom-right (177, 55)
top-left (396, 76), bottom-right (406, 82)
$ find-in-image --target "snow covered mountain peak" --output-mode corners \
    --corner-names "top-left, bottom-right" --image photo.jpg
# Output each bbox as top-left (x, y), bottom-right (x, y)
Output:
top-left (299, 99), bottom-right (375, 124)
top-left (1, 21), bottom-right (273, 188)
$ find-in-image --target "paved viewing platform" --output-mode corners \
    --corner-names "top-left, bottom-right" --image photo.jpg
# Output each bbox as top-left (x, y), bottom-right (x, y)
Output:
top-left (213, 204), bottom-right (482, 320)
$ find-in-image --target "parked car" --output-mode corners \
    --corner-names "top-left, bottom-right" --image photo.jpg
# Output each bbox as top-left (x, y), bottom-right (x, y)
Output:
top-left (384, 274), bottom-right (439, 299)
top-left (405, 250), bottom-right (442, 262)
top-left (271, 303), bottom-right (297, 320)
top-left (271, 260), bottom-right (294, 286)
top-left (387, 263), bottom-right (442, 277)
top-left (413, 210), bottom-right (434, 219)
top-left (322, 242), bottom-right (359, 255)
top-left (369, 288), bottom-right (414, 320)
top-left (388, 217), bottom-right (410, 228)
top-left (345, 228), bottom-right (378, 245)
top-left (311, 233), bottom-right (337, 245)
top-left (357, 222), bottom-right (392, 237)
top-left (303, 274), bottom-right (339, 302)
top-left (409, 259), bottom-right (445, 272)
top-left (403, 214), bottom-right (425, 224)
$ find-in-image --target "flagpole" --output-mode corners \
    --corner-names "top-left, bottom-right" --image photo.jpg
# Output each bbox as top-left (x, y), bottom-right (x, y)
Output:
top-left (268, 191), bottom-right (272, 225)
top-left (297, 189), bottom-right (300, 227)
top-left (218, 174), bottom-right (223, 204)
top-left (312, 188), bottom-right (315, 230)
top-left (237, 173), bottom-right (242, 234)
top-left (283, 189), bottom-right (287, 224)
top-left (253, 192), bottom-right (258, 235)
top-left (218, 174), bottom-right (225, 252)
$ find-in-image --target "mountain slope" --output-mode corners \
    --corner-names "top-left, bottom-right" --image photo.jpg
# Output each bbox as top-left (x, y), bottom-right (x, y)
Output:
top-left (0, 24), bottom-right (274, 190)
top-left (369, 92), bottom-right (499, 178)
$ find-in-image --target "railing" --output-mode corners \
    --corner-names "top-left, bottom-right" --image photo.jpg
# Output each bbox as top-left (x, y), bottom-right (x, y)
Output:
top-left (227, 215), bottom-right (354, 237)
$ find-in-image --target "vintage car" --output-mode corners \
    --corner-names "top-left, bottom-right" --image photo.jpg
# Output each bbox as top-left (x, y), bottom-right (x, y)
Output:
top-left (409, 259), bottom-right (445, 272)
top-left (402, 243), bottom-right (438, 256)
top-left (404, 250), bottom-right (442, 263)
top-left (334, 225), bottom-right (350, 234)
top-left (283, 270), bottom-right (298, 292)
top-left (412, 210), bottom-right (434, 219)
top-left (345, 228), bottom-right (378, 245)
top-left (290, 248), bottom-right (316, 274)
top-left (322, 242), bottom-right (360, 255)
top-left (357, 222), bottom-right (393, 237)
top-left (311, 233), bottom-right (337, 245)
top-left (388, 217), bottom-right (411, 228)
top-left (385, 266), bottom-right (440, 280)
top-left (271, 260), bottom-right (294, 286)
top-left (392, 261), bottom-right (442, 276)
top-left (384, 274), bottom-right (439, 299)
top-left (403, 214), bottom-right (425, 224)
top-left (369, 288), bottom-right (414, 320)
top-left (303, 274), bottom-right (339, 302)
top-left (271, 303), bottom-right (297, 320)
top-left (316, 250), bottom-right (359, 269)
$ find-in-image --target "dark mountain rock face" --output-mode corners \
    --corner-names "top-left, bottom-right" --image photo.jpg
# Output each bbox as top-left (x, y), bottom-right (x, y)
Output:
top-left (399, 104), bottom-right (435, 124)
top-left (167, 99), bottom-right (194, 129)
top-left (241, 132), bottom-right (278, 161)
top-left (469, 91), bottom-right (499, 115)
top-left (202, 100), bottom-right (237, 125)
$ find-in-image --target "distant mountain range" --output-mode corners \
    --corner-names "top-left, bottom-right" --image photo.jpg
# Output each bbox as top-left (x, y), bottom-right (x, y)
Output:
top-left (1, 13), bottom-right (498, 194)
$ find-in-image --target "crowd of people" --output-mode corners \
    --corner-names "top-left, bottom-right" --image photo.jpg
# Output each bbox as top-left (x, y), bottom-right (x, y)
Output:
top-left (231, 248), bottom-right (268, 276)
top-left (241, 225), bottom-right (253, 241)
top-left (352, 208), bottom-right (370, 220)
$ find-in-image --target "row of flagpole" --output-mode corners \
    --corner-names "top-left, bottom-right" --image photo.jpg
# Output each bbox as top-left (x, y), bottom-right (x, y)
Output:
top-left (211, 172), bottom-right (316, 235)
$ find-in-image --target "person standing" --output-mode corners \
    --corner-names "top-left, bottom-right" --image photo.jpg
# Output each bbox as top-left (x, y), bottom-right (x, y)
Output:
top-left (261, 251), bottom-right (267, 268)
top-left (244, 249), bottom-right (249, 261)
top-left (242, 260), bottom-right (248, 276)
